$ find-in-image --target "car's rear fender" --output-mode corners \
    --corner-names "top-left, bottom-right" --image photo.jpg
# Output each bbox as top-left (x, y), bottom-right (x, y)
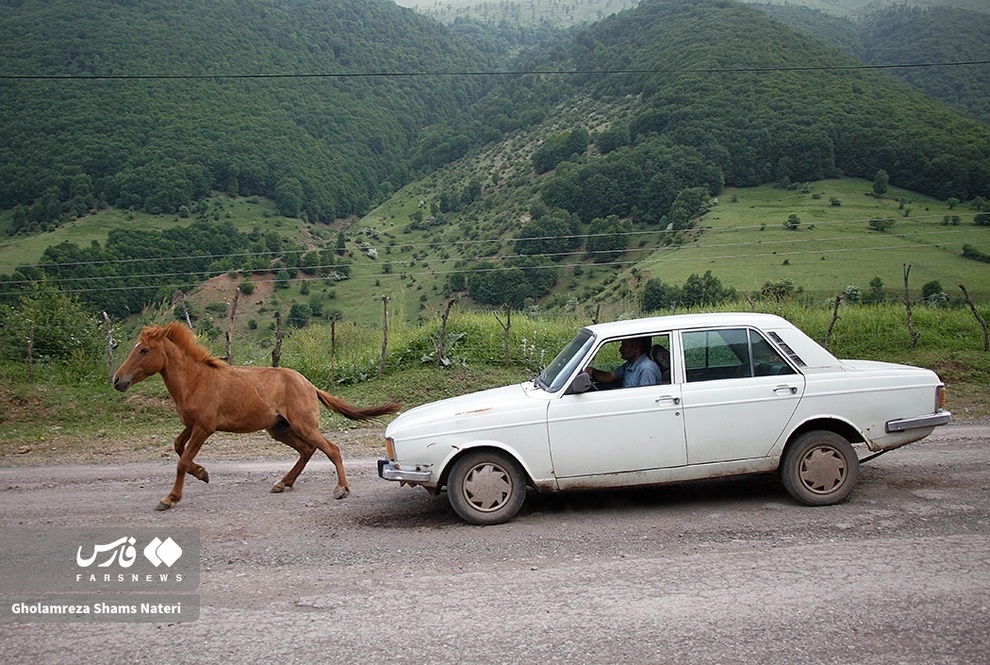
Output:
top-left (780, 417), bottom-right (866, 461)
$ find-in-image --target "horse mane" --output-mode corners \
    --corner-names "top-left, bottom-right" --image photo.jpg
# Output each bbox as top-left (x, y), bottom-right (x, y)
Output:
top-left (144, 322), bottom-right (227, 368)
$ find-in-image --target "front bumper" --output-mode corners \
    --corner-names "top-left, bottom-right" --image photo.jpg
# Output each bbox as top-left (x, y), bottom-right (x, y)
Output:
top-left (378, 459), bottom-right (432, 484)
top-left (885, 411), bottom-right (952, 433)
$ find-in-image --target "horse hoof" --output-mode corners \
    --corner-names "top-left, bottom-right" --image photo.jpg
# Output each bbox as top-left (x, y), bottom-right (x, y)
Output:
top-left (199, 470), bottom-right (210, 484)
top-left (154, 501), bottom-right (172, 511)
top-left (271, 482), bottom-right (286, 494)
top-left (333, 487), bottom-right (349, 500)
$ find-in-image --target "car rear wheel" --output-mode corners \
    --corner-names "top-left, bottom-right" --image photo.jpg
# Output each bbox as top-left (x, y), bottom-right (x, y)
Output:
top-left (781, 431), bottom-right (859, 506)
top-left (447, 450), bottom-right (526, 525)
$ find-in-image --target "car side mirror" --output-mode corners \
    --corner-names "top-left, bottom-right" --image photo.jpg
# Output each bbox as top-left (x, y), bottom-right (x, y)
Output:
top-left (566, 372), bottom-right (595, 395)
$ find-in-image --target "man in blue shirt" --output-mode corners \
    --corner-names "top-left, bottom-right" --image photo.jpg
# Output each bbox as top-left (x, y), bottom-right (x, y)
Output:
top-left (585, 336), bottom-right (661, 388)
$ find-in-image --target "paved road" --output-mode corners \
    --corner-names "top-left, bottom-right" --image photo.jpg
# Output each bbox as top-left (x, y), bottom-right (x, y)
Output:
top-left (1, 423), bottom-right (988, 664)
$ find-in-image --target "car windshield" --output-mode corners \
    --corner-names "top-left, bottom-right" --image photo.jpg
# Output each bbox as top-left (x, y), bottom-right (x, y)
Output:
top-left (536, 329), bottom-right (595, 393)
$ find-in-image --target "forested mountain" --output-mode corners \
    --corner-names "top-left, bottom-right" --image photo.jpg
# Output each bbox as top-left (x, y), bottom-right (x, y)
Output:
top-left (759, 3), bottom-right (990, 125)
top-left (3, 0), bottom-right (990, 320)
top-left (0, 0), bottom-right (507, 231)
top-left (424, 0), bottom-right (989, 201)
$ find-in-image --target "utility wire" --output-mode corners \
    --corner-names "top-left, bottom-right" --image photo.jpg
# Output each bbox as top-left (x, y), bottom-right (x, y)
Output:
top-left (2, 60), bottom-right (987, 81)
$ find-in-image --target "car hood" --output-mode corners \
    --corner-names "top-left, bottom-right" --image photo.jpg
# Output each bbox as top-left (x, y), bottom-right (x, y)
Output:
top-left (386, 382), bottom-right (544, 439)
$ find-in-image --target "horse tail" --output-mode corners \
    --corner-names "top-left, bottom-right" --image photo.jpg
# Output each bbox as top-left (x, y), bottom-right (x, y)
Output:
top-left (317, 390), bottom-right (400, 422)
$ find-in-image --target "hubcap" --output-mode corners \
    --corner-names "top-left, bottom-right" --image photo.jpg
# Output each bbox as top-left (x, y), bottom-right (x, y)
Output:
top-left (462, 462), bottom-right (512, 512)
top-left (798, 446), bottom-right (847, 495)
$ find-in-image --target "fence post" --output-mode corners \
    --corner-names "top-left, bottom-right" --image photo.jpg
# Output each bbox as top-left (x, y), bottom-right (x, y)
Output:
top-left (959, 283), bottom-right (989, 352)
top-left (102, 311), bottom-right (115, 385)
top-left (379, 295), bottom-right (390, 378)
top-left (825, 294), bottom-right (842, 351)
top-left (494, 304), bottom-right (511, 367)
top-left (328, 318), bottom-right (337, 384)
top-left (903, 264), bottom-right (919, 348)
top-left (26, 325), bottom-right (34, 383)
top-left (225, 287), bottom-right (240, 364)
top-left (272, 311), bottom-right (283, 367)
top-left (436, 298), bottom-right (456, 367)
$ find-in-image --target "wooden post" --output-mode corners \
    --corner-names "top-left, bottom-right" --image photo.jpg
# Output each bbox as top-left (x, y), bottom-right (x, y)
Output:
top-left (436, 298), bottom-right (456, 367)
top-left (272, 311), bottom-right (283, 367)
top-left (379, 295), bottom-right (390, 378)
top-left (903, 264), bottom-right (919, 349)
top-left (26, 325), bottom-right (34, 383)
top-left (494, 304), bottom-right (512, 367)
top-left (959, 284), bottom-right (989, 352)
top-left (102, 311), bottom-right (115, 385)
top-left (224, 288), bottom-right (240, 364)
top-left (825, 294), bottom-right (842, 351)
top-left (328, 318), bottom-right (337, 384)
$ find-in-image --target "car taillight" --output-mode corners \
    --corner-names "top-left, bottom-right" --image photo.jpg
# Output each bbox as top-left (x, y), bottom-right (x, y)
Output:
top-left (936, 384), bottom-right (947, 411)
top-left (385, 436), bottom-right (396, 461)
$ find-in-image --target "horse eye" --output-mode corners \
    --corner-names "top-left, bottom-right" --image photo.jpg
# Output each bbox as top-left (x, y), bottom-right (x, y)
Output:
top-left (139, 347), bottom-right (149, 354)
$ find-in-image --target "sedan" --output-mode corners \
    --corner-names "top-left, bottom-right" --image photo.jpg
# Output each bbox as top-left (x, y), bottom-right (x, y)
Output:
top-left (379, 313), bottom-right (951, 524)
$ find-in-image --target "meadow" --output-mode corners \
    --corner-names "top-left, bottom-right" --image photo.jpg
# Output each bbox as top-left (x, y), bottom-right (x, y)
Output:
top-left (0, 301), bottom-right (986, 461)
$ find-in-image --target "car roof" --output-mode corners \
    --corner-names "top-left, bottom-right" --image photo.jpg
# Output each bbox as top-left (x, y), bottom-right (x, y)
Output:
top-left (583, 312), bottom-right (840, 369)
top-left (584, 312), bottom-right (796, 337)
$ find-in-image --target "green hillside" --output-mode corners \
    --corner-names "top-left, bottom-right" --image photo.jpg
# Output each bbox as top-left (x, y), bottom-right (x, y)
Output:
top-left (0, 0), bottom-right (503, 224)
top-left (760, 3), bottom-right (990, 125)
top-left (3, 0), bottom-right (990, 325)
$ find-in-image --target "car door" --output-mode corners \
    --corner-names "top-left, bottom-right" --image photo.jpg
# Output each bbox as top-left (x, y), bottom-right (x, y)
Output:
top-left (547, 376), bottom-right (686, 480)
top-left (678, 327), bottom-right (805, 465)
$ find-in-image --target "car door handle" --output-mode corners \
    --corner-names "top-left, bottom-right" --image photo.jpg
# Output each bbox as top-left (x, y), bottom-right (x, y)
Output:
top-left (656, 395), bottom-right (680, 405)
top-left (774, 385), bottom-right (798, 395)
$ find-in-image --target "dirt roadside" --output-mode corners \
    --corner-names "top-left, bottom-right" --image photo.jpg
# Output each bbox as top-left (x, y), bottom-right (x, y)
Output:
top-left (0, 422), bottom-right (987, 664)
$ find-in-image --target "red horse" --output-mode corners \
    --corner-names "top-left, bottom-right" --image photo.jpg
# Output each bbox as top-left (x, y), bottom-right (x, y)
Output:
top-left (112, 322), bottom-right (399, 511)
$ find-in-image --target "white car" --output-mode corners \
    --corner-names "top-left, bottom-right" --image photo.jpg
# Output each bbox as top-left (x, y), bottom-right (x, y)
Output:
top-left (379, 313), bottom-right (951, 524)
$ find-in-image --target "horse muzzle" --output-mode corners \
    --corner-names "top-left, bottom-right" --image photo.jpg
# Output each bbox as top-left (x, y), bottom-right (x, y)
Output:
top-left (112, 374), bottom-right (132, 392)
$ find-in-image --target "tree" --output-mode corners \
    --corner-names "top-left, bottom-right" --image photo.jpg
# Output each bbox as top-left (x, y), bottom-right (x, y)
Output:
top-left (783, 214), bottom-right (801, 231)
top-left (641, 278), bottom-right (681, 312)
top-left (865, 277), bottom-right (887, 304)
top-left (586, 215), bottom-right (631, 263)
top-left (680, 271), bottom-right (735, 307)
top-left (872, 169), bottom-right (889, 196)
top-left (868, 218), bottom-right (895, 232)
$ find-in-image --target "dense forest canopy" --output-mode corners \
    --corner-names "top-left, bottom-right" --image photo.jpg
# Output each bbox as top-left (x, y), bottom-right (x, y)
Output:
top-left (0, 0), bottom-right (507, 228)
top-left (422, 0), bottom-right (990, 203)
top-left (759, 3), bottom-right (990, 125)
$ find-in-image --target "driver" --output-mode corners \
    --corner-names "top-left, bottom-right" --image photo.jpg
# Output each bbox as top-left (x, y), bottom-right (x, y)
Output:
top-left (585, 336), bottom-right (661, 388)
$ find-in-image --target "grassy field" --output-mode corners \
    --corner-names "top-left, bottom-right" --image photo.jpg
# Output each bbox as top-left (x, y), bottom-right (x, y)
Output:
top-left (0, 303), bottom-right (986, 464)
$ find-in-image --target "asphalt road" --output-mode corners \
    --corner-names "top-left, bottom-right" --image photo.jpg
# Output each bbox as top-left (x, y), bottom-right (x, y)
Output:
top-left (1, 422), bottom-right (988, 664)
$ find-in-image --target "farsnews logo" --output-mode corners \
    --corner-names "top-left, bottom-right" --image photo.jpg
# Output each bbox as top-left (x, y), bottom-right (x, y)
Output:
top-left (75, 536), bottom-right (183, 569)
top-left (74, 535), bottom-right (186, 584)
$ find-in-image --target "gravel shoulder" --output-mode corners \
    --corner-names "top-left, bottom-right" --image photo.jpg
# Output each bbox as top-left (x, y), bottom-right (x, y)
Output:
top-left (0, 422), bottom-right (987, 664)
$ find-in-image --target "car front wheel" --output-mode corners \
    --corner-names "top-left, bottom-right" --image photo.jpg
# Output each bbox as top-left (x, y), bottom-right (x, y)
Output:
top-left (447, 449), bottom-right (526, 525)
top-left (781, 431), bottom-right (859, 506)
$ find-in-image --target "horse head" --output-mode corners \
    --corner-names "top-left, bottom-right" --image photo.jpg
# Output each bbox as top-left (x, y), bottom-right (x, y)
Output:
top-left (112, 325), bottom-right (172, 392)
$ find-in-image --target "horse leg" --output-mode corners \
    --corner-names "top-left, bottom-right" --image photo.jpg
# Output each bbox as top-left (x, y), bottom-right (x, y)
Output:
top-left (266, 425), bottom-right (315, 493)
top-left (171, 426), bottom-right (209, 483)
top-left (156, 428), bottom-right (211, 511)
top-left (293, 425), bottom-right (350, 499)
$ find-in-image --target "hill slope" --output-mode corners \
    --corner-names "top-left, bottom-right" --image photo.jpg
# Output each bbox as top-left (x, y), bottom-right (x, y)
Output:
top-left (0, 0), bottom-right (504, 227)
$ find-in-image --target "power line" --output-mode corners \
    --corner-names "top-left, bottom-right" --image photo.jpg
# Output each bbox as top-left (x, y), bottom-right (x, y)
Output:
top-left (2, 60), bottom-right (987, 81)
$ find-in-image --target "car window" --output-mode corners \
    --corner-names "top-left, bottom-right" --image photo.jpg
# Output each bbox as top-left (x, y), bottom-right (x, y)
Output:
top-left (538, 329), bottom-right (595, 392)
top-left (752, 332), bottom-right (797, 376)
top-left (683, 328), bottom-right (797, 382)
top-left (683, 328), bottom-right (750, 382)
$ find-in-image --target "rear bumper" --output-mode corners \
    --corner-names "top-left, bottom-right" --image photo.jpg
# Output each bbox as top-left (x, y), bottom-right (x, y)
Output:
top-left (885, 411), bottom-right (952, 433)
top-left (378, 459), bottom-right (432, 483)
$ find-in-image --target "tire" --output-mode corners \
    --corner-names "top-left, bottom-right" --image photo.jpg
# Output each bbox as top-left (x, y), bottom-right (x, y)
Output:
top-left (447, 449), bottom-right (527, 525)
top-left (781, 430), bottom-right (859, 506)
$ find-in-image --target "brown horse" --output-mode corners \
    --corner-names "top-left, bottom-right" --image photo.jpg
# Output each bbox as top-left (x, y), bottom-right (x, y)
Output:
top-left (112, 322), bottom-right (400, 511)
